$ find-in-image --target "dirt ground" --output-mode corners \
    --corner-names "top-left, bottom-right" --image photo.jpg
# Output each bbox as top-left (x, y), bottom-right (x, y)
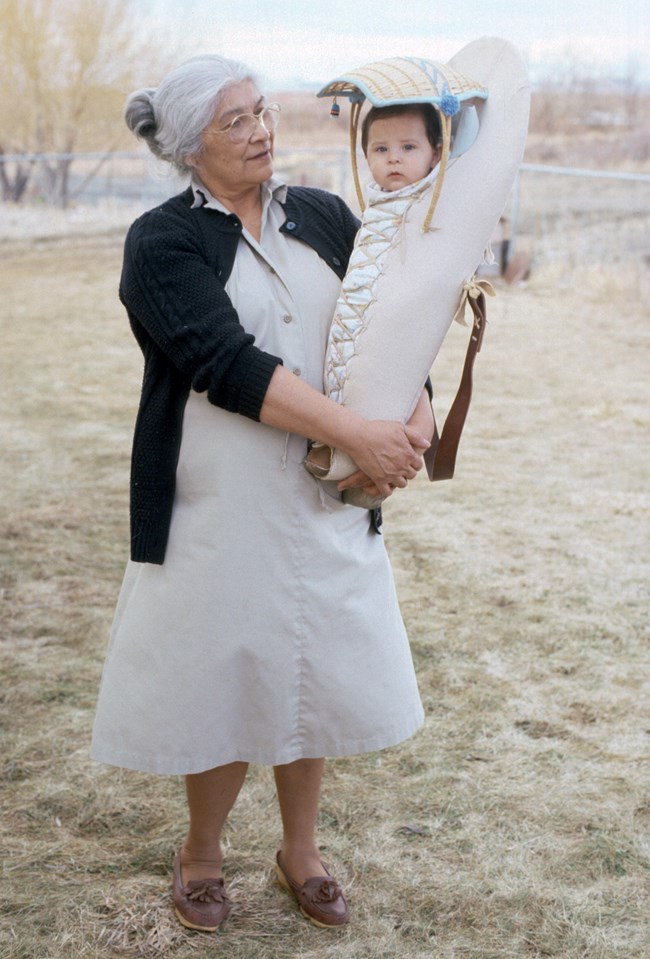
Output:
top-left (0, 207), bottom-right (649, 959)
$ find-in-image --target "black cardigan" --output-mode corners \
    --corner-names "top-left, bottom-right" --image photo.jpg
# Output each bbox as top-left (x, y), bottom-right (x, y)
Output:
top-left (120, 185), bottom-right (361, 564)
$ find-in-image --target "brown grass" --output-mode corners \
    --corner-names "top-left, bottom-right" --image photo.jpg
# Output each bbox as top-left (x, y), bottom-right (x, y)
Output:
top-left (1, 175), bottom-right (650, 959)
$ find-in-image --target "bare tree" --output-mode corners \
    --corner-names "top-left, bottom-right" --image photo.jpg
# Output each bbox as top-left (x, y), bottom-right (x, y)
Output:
top-left (0, 0), bottom-right (167, 206)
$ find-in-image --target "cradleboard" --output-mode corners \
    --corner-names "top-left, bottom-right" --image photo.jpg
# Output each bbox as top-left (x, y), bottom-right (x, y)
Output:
top-left (305, 38), bottom-right (531, 506)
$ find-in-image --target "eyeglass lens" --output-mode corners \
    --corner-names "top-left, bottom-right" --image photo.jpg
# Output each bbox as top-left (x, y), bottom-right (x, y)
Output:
top-left (228, 105), bottom-right (280, 142)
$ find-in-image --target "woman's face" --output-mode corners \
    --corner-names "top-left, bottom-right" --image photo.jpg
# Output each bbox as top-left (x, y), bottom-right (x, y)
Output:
top-left (192, 80), bottom-right (275, 197)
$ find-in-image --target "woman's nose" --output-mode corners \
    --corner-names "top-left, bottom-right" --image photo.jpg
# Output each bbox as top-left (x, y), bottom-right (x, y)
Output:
top-left (249, 117), bottom-right (271, 142)
top-left (250, 123), bottom-right (269, 142)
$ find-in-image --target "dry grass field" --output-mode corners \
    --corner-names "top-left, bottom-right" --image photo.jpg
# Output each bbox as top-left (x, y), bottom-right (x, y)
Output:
top-left (1, 108), bottom-right (650, 958)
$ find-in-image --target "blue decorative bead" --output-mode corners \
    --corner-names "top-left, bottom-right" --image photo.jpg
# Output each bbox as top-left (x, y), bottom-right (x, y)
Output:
top-left (440, 92), bottom-right (460, 117)
top-left (330, 101), bottom-right (340, 117)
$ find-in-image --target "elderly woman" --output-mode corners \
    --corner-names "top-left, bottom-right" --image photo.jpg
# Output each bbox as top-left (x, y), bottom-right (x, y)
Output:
top-left (91, 54), bottom-right (433, 932)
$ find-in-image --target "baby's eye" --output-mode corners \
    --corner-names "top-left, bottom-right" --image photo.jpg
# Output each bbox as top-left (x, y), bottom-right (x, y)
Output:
top-left (403, 143), bottom-right (416, 151)
top-left (373, 145), bottom-right (387, 153)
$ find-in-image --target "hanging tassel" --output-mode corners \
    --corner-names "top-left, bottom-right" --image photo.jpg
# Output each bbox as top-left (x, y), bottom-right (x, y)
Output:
top-left (330, 98), bottom-right (340, 118)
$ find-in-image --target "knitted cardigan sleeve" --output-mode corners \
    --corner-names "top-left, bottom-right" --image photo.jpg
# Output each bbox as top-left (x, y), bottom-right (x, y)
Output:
top-left (120, 203), bottom-right (283, 420)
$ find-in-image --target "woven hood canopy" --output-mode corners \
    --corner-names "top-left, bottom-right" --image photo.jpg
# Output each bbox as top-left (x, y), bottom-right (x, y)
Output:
top-left (317, 56), bottom-right (488, 230)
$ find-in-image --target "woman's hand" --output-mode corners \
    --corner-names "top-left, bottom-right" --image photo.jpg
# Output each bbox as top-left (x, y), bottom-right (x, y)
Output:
top-left (406, 387), bottom-right (435, 449)
top-left (338, 419), bottom-right (429, 498)
top-left (336, 470), bottom-right (383, 498)
top-left (337, 388), bottom-right (434, 498)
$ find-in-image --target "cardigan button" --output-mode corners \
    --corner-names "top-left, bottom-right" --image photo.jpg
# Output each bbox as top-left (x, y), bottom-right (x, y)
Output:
top-left (292, 367), bottom-right (301, 376)
top-left (285, 221), bottom-right (296, 231)
top-left (332, 256), bottom-right (341, 266)
top-left (282, 314), bottom-right (292, 324)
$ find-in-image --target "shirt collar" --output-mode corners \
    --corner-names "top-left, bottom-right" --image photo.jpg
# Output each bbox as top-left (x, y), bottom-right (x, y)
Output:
top-left (190, 175), bottom-right (288, 211)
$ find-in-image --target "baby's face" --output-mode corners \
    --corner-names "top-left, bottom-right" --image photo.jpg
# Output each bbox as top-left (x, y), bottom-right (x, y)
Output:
top-left (366, 113), bottom-right (441, 191)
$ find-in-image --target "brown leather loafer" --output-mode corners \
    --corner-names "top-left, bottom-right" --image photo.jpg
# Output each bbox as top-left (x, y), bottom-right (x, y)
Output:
top-left (275, 851), bottom-right (349, 928)
top-left (172, 850), bottom-right (231, 932)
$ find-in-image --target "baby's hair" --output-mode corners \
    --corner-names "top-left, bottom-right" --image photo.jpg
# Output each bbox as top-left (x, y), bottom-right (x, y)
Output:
top-left (361, 103), bottom-right (442, 155)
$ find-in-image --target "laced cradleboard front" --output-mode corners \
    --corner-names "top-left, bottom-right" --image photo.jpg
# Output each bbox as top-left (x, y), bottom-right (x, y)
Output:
top-left (326, 173), bottom-right (435, 406)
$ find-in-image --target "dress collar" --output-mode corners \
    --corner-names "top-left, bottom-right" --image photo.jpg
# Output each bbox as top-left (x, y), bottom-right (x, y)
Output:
top-left (190, 175), bottom-right (288, 211)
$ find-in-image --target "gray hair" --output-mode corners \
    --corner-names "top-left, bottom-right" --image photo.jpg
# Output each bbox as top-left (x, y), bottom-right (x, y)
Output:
top-left (124, 55), bottom-right (261, 173)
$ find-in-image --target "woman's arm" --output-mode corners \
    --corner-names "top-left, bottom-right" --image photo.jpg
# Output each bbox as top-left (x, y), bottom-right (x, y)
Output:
top-left (260, 366), bottom-right (430, 497)
top-left (121, 207), bottom-right (283, 420)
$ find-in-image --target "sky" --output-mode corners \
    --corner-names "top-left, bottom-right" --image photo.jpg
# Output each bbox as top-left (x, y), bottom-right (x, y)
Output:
top-left (144, 0), bottom-right (650, 89)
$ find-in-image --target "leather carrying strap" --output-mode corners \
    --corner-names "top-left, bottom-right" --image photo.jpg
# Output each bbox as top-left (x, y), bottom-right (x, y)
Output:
top-left (423, 291), bottom-right (487, 482)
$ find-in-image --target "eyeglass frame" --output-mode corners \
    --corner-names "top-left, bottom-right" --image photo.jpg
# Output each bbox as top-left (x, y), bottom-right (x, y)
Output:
top-left (205, 102), bottom-right (281, 143)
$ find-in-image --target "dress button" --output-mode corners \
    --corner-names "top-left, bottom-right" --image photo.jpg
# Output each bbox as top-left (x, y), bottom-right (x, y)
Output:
top-left (332, 256), bottom-right (341, 266)
top-left (282, 314), bottom-right (292, 324)
top-left (292, 367), bottom-right (301, 376)
top-left (285, 221), bottom-right (296, 231)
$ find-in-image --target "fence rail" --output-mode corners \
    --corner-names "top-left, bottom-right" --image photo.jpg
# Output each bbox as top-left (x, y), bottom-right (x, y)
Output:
top-left (1, 150), bottom-right (649, 276)
top-left (518, 163), bottom-right (650, 183)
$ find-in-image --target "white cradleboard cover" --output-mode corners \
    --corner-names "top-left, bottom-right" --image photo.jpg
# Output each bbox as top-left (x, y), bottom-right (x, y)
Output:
top-left (306, 38), bottom-right (530, 501)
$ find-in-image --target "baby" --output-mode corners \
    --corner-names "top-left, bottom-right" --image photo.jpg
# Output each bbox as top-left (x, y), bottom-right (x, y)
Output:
top-left (361, 102), bottom-right (442, 193)
top-left (306, 103), bottom-right (442, 488)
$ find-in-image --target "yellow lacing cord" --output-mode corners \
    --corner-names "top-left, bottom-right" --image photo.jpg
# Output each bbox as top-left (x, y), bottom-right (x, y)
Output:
top-left (422, 111), bottom-right (452, 232)
top-left (349, 100), bottom-right (365, 213)
top-left (451, 275), bottom-right (497, 326)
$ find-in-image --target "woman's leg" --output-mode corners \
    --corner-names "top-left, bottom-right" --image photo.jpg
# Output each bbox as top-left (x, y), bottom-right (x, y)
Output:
top-left (180, 761), bottom-right (249, 883)
top-left (273, 757), bottom-right (328, 883)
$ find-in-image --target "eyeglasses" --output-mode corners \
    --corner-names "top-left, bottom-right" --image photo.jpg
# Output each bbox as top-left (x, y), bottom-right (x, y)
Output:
top-left (208, 103), bottom-right (281, 144)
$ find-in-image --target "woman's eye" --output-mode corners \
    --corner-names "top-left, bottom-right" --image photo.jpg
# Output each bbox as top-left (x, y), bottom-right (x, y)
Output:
top-left (229, 117), bottom-right (243, 131)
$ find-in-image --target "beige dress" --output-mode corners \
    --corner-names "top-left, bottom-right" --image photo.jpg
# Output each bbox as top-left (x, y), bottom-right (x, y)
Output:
top-left (91, 178), bottom-right (424, 775)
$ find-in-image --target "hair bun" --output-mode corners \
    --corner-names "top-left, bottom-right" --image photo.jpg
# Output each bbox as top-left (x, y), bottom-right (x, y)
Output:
top-left (124, 88), bottom-right (158, 139)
